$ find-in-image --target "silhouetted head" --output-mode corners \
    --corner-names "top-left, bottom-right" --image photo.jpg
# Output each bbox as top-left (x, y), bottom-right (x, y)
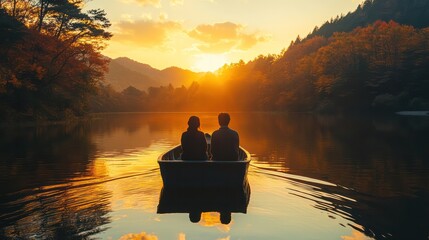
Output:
top-left (189, 212), bottom-right (201, 223)
top-left (218, 113), bottom-right (230, 127)
top-left (188, 116), bottom-right (200, 130)
top-left (220, 212), bottom-right (231, 224)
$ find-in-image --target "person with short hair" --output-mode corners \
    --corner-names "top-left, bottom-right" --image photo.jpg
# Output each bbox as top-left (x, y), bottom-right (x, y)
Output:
top-left (181, 116), bottom-right (208, 160)
top-left (211, 113), bottom-right (240, 161)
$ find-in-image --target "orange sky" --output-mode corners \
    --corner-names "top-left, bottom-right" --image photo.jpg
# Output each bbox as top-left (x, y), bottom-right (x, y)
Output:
top-left (86, 0), bottom-right (362, 72)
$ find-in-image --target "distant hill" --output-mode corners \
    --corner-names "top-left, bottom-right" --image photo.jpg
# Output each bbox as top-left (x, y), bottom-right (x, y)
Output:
top-left (307, 0), bottom-right (429, 39)
top-left (105, 57), bottom-right (205, 91)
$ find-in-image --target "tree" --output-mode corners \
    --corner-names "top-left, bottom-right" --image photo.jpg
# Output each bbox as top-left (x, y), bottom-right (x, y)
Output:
top-left (0, 0), bottom-right (111, 120)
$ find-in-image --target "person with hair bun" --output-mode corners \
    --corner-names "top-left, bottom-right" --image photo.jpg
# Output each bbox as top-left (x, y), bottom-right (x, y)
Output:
top-left (181, 116), bottom-right (208, 160)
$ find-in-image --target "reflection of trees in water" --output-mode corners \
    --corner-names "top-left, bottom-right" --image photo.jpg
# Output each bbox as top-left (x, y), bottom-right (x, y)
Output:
top-left (234, 113), bottom-right (429, 195)
top-left (89, 113), bottom-right (193, 153)
top-left (0, 124), bottom-right (97, 193)
top-left (90, 113), bottom-right (219, 137)
top-left (1, 184), bottom-right (111, 239)
top-left (90, 113), bottom-right (188, 135)
top-left (0, 124), bottom-right (111, 239)
top-left (233, 113), bottom-right (429, 240)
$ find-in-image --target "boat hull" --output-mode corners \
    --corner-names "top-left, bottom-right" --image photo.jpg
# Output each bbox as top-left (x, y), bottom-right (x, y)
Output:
top-left (158, 146), bottom-right (251, 188)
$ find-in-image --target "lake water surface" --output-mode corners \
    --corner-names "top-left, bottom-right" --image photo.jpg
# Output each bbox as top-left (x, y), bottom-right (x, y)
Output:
top-left (1, 113), bottom-right (429, 240)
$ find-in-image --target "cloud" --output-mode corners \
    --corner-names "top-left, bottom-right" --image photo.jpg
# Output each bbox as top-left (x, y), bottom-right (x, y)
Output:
top-left (114, 19), bottom-right (182, 47)
top-left (121, 0), bottom-right (161, 7)
top-left (239, 34), bottom-right (268, 50)
top-left (159, 12), bottom-right (168, 21)
top-left (188, 22), bottom-right (267, 53)
top-left (170, 0), bottom-right (184, 6)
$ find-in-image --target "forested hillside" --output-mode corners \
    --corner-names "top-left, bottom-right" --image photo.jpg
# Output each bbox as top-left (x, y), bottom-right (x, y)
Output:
top-left (0, 0), bottom-right (111, 121)
top-left (307, 0), bottom-right (429, 39)
top-left (217, 21), bottom-right (429, 112)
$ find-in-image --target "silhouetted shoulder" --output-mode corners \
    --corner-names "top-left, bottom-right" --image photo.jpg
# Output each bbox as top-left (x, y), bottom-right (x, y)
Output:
top-left (212, 129), bottom-right (221, 136)
top-left (211, 127), bottom-right (239, 161)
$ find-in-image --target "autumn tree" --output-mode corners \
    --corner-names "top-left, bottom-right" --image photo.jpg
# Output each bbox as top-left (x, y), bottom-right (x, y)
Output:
top-left (0, 0), bottom-right (111, 121)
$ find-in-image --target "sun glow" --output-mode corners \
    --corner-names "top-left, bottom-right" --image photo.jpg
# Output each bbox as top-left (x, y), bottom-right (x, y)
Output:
top-left (192, 54), bottom-right (228, 72)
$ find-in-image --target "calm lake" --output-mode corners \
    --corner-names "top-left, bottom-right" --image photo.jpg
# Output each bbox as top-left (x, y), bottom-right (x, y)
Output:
top-left (1, 112), bottom-right (428, 240)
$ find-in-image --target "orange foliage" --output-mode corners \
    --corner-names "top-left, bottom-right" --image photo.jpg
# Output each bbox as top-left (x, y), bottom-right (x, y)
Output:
top-left (0, 2), bottom-right (111, 120)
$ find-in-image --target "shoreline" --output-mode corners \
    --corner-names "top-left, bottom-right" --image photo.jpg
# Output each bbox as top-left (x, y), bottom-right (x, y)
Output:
top-left (2, 110), bottom-right (428, 127)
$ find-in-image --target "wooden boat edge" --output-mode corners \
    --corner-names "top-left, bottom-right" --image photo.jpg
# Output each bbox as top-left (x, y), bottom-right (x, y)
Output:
top-left (157, 145), bottom-right (252, 162)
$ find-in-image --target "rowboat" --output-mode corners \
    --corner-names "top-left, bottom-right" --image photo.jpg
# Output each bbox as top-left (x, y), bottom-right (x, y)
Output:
top-left (158, 145), bottom-right (251, 188)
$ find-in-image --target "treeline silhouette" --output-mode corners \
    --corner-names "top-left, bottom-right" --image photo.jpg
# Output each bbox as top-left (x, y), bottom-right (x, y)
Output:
top-left (0, 0), bottom-right (111, 121)
top-left (92, 21), bottom-right (429, 113)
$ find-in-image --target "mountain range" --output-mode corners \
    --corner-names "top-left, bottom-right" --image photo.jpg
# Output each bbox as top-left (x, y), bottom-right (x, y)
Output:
top-left (105, 57), bottom-right (206, 91)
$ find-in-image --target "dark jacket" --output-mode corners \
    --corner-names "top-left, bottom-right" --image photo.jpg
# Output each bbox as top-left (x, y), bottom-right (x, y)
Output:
top-left (211, 126), bottom-right (239, 161)
top-left (181, 129), bottom-right (208, 160)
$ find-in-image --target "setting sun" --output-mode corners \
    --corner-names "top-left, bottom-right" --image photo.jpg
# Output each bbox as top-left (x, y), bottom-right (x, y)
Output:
top-left (192, 54), bottom-right (228, 72)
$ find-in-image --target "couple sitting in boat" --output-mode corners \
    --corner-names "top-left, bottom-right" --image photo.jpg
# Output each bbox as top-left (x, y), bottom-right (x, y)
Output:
top-left (181, 113), bottom-right (239, 161)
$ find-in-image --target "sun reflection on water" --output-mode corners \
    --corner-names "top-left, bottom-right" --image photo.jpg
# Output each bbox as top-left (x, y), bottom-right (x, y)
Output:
top-left (118, 231), bottom-right (159, 240)
top-left (91, 143), bottom-right (169, 213)
top-left (199, 212), bottom-right (231, 232)
top-left (342, 230), bottom-right (375, 240)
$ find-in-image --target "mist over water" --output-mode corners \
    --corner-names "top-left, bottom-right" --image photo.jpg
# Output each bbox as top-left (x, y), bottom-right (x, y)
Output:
top-left (1, 113), bottom-right (428, 240)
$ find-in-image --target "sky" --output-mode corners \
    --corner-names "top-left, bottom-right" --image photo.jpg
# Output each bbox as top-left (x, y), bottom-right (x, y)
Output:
top-left (86, 0), bottom-right (362, 72)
